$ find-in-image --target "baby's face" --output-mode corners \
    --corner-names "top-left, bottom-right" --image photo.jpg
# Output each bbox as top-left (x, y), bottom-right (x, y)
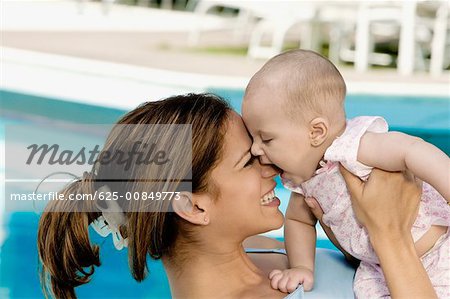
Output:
top-left (242, 85), bottom-right (320, 185)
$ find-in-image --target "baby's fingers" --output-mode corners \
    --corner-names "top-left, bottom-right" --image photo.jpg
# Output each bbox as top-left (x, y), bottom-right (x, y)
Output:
top-left (269, 271), bottom-right (283, 290)
top-left (302, 276), bottom-right (314, 291)
top-left (286, 278), bottom-right (301, 293)
top-left (277, 275), bottom-right (291, 293)
top-left (268, 269), bottom-right (282, 280)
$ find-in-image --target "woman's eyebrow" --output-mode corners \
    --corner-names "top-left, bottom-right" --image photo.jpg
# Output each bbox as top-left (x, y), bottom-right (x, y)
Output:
top-left (234, 148), bottom-right (251, 167)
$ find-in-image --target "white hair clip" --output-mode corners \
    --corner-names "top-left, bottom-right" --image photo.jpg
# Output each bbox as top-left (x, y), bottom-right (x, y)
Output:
top-left (91, 185), bottom-right (128, 250)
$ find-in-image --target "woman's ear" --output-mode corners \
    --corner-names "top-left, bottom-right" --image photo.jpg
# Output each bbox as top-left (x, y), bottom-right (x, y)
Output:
top-left (309, 117), bottom-right (329, 147)
top-left (171, 192), bottom-right (211, 225)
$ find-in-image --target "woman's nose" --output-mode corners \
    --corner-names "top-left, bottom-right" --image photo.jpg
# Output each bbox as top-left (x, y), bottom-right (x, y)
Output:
top-left (260, 163), bottom-right (281, 178)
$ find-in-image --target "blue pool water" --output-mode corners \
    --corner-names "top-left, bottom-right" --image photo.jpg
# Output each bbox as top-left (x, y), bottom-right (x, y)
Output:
top-left (1, 89), bottom-right (449, 298)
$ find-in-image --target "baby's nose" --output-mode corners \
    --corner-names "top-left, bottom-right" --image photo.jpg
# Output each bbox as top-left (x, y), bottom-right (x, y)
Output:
top-left (251, 141), bottom-right (264, 157)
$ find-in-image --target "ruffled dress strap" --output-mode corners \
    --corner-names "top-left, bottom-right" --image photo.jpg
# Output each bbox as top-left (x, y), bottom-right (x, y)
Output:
top-left (324, 116), bottom-right (388, 179)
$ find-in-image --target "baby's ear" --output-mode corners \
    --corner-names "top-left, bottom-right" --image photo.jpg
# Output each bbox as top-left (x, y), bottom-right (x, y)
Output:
top-left (309, 117), bottom-right (329, 147)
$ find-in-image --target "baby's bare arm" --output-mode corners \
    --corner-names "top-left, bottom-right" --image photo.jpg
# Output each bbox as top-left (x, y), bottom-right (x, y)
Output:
top-left (358, 131), bottom-right (450, 201)
top-left (268, 192), bottom-right (317, 292)
top-left (284, 192), bottom-right (317, 273)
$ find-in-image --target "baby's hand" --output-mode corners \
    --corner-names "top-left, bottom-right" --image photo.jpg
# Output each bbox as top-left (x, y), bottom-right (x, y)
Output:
top-left (269, 267), bottom-right (314, 293)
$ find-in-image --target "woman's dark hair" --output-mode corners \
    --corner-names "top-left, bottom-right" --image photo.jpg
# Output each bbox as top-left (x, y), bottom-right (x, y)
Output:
top-left (37, 93), bottom-right (231, 298)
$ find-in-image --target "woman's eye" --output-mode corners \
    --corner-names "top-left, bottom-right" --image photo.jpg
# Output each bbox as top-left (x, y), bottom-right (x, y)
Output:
top-left (244, 155), bottom-right (256, 167)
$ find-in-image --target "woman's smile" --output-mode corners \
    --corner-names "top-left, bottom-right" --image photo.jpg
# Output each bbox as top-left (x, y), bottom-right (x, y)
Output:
top-left (260, 186), bottom-right (280, 207)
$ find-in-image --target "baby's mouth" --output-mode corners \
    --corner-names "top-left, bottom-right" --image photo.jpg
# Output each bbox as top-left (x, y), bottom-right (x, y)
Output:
top-left (272, 164), bottom-right (283, 175)
top-left (260, 189), bottom-right (276, 205)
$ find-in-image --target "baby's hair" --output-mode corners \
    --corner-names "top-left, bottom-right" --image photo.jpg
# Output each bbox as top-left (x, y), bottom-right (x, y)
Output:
top-left (246, 49), bottom-right (347, 125)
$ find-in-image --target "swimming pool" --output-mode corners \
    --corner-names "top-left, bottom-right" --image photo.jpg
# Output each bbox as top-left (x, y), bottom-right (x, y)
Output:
top-left (0, 89), bottom-right (449, 298)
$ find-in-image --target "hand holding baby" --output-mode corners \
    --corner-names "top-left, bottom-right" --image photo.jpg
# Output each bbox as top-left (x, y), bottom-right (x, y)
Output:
top-left (268, 266), bottom-right (314, 293)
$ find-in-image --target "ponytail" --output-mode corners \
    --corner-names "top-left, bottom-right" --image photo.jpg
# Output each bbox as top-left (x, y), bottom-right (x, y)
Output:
top-left (36, 93), bottom-right (231, 298)
top-left (37, 173), bottom-right (101, 299)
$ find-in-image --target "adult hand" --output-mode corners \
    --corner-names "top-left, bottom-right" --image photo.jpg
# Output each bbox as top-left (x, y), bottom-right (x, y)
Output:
top-left (339, 165), bottom-right (421, 241)
top-left (339, 165), bottom-right (437, 298)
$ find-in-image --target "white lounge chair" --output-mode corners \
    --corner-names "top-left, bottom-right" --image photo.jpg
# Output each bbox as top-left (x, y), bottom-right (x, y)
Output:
top-left (245, 1), bottom-right (321, 59)
top-left (188, 1), bottom-right (329, 58)
top-left (352, 0), bottom-right (449, 75)
top-left (187, 0), bottom-right (255, 47)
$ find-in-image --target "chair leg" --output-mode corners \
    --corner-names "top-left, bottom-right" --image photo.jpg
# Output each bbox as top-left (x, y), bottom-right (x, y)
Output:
top-left (328, 25), bottom-right (342, 64)
top-left (355, 3), bottom-right (370, 72)
top-left (187, 2), bottom-right (213, 47)
top-left (233, 9), bottom-right (253, 43)
top-left (397, 1), bottom-right (418, 75)
top-left (430, 2), bottom-right (449, 77)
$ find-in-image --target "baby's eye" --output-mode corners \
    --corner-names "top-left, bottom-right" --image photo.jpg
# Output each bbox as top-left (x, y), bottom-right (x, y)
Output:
top-left (262, 138), bottom-right (273, 144)
top-left (244, 155), bottom-right (257, 167)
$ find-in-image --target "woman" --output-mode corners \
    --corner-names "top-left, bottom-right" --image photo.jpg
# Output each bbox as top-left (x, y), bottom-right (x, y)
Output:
top-left (37, 93), bottom-right (437, 298)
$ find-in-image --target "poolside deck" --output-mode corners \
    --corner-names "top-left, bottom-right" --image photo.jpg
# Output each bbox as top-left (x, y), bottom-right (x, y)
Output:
top-left (2, 0), bottom-right (449, 104)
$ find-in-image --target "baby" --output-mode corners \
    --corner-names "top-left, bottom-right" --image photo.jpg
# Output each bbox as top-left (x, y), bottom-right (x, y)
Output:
top-left (242, 49), bottom-right (450, 298)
